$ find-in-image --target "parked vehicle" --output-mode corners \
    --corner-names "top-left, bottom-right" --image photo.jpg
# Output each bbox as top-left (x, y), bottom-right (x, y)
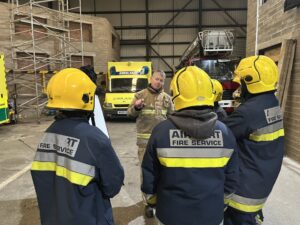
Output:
top-left (103, 61), bottom-right (152, 119)
top-left (178, 30), bottom-right (240, 113)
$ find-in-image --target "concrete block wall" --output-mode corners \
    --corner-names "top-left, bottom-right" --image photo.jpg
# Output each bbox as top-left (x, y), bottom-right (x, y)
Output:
top-left (247, 0), bottom-right (300, 162)
top-left (0, 2), bottom-right (120, 119)
top-left (0, 2), bottom-right (120, 73)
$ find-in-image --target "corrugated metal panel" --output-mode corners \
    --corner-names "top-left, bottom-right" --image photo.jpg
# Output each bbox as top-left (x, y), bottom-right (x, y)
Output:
top-left (75, 0), bottom-right (247, 66)
top-left (102, 14), bottom-right (121, 26)
top-left (123, 14), bottom-right (146, 25)
top-left (201, 11), bottom-right (246, 25)
top-left (95, 0), bottom-right (120, 11)
top-left (149, 0), bottom-right (173, 10)
top-left (119, 29), bottom-right (146, 40)
top-left (121, 46), bottom-right (146, 57)
top-left (121, 0), bottom-right (146, 10)
top-left (232, 39), bottom-right (246, 58)
top-left (202, 0), bottom-right (247, 8)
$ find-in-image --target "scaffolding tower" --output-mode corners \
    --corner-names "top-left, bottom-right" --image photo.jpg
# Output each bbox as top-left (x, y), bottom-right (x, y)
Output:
top-left (9, 0), bottom-right (84, 122)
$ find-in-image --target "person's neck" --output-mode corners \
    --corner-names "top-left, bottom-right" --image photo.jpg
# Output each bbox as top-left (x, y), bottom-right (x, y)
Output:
top-left (148, 84), bottom-right (162, 93)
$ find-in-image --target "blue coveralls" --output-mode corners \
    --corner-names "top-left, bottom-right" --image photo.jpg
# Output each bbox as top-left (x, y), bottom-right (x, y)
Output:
top-left (31, 117), bottom-right (124, 225)
top-left (142, 116), bottom-right (239, 225)
top-left (223, 92), bottom-right (284, 225)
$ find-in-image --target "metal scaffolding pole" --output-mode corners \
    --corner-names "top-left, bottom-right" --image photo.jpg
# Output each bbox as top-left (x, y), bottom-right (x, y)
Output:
top-left (9, 0), bottom-right (84, 122)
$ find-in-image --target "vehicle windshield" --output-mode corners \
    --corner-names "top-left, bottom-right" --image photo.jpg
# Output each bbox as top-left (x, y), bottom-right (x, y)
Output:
top-left (109, 78), bottom-right (148, 93)
top-left (193, 59), bottom-right (237, 81)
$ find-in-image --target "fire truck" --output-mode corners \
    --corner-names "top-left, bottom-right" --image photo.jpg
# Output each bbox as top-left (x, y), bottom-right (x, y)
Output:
top-left (178, 30), bottom-right (240, 113)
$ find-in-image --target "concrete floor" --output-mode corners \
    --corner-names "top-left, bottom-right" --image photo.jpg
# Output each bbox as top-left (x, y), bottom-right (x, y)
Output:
top-left (0, 118), bottom-right (300, 225)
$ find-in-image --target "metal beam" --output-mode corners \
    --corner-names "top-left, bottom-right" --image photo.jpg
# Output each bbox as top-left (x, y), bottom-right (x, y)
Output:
top-left (121, 55), bottom-right (181, 59)
top-left (198, 0), bottom-right (202, 32)
top-left (81, 8), bottom-right (247, 14)
top-left (115, 24), bottom-right (246, 30)
top-left (145, 0), bottom-right (150, 61)
top-left (121, 40), bottom-right (192, 45)
top-left (150, 46), bottom-right (174, 72)
top-left (120, 37), bottom-right (245, 45)
top-left (210, 0), bottom-right (247, 34)
top-left (151, 0), bottom-right (193, 41)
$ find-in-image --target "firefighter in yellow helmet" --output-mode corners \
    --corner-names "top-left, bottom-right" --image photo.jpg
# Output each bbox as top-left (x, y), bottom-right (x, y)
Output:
top-left (223, 56), bottom-right (284, 225)
top-left (31, 68), bottom-right (124, 225)
top-left (141, 66), bottom-right (239, 225)
top-left (211, 79), bottom-right (227, 121)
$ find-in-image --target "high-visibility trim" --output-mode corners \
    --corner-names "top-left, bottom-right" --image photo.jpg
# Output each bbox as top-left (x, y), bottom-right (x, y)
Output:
top-left (141, 109), bottom-right (167, 116)
top-left (224, 193), bottom-right (233, 205)
top-left (249, 121), bottom-right (284, 142)
top-left (141, 109), bottom-right (156, 115)
top-left (157, 148), bottom-right (234, 158)
top-left (161, 109), bottom-right (167, 115)
top-left (228, 194), bottom-right (267, 213)
top-left (31, 152), bottom-right (95, 186)
top-left (158, 157), bottom-right (230, 168)
top-left (252, 121), bottom-right (283, 135)
top-left (137, 133), bottom-right (151, 139)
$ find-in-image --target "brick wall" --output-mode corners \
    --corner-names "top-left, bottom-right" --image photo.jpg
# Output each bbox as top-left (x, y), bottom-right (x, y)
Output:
top-left (247, 0), bottom-right (300, 162)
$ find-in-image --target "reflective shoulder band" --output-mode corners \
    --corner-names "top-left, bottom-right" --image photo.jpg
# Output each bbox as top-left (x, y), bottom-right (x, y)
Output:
top-left (228, 194), bottom-right (267, 212)
top-left (157, 148), bottom-right (234, 168)
top-left (31, 152), bottom-right (95, 186)
top-left (249, 121), bottom-right (284, 142)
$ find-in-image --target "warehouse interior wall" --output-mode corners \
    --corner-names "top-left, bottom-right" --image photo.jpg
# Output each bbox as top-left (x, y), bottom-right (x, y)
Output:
top-left (79, 0), bottom-right (247, 77)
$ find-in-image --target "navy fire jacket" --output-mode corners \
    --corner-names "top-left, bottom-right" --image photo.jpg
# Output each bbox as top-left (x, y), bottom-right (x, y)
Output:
top-left (142, 119), bottom-right (239, 225)
top-left (224, 92), bottom-right (284, 213)
top-left (31, 117), bottom-right (124, 225)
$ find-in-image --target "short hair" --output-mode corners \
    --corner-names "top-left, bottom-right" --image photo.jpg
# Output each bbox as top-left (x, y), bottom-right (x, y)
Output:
top-left (152, 70), bottom-right (166, 80)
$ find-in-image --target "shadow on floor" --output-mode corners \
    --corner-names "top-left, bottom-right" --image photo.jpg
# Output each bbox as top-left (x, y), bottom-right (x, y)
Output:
top-left (113, 201), bottom-right (156, 225)
top-left (19, 198), bottom-right (40, 225)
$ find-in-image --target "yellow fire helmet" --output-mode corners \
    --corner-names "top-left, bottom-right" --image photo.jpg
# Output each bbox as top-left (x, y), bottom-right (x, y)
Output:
top-left (170, 66), bottom-right (214, 111)
top-left (234, 55), bottom-right (278, 94)
top-left (47, 68), bottom-right (96, 111)
top-left (211, 79), bottom-right (223, 102)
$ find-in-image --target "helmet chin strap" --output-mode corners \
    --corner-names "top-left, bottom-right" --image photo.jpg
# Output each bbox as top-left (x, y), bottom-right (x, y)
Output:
top-left (240, 80), bottom-right (252, 102)
top-left (90, 111), bottom-right (96, 126)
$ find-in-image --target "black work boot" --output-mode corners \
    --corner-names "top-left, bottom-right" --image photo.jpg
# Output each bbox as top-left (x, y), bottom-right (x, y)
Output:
top-left (145, 205), bottom-right (155, 218)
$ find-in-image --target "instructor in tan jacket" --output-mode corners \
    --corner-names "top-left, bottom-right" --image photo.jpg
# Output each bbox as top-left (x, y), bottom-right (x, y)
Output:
top-left (128, 70), bottom-right (174, 163)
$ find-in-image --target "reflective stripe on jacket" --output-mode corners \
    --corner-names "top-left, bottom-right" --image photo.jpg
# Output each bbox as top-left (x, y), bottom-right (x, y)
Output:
top-left (141, 119), bottom-right (239, 225)
top-left (224, 92), bottom-right (284, 213)
top-left (31, 117), bottom-right (124, 225)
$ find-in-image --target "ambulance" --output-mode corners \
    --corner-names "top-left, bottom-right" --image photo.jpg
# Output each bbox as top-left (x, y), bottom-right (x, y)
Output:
top-left (103, 61), bottom-right (152, 119)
